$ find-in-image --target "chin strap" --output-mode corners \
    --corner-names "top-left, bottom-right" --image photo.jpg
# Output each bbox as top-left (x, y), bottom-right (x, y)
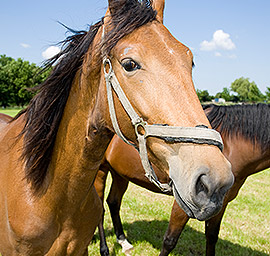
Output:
top-left (104, 57), bottom-right (223, 194)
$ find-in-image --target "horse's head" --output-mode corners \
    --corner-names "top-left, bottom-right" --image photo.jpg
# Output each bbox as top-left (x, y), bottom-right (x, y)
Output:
top-left (94, 0), bottom-right (234, 221)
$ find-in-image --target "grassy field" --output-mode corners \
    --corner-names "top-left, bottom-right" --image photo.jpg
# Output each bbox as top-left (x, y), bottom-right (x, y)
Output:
top-left (1, 108), bottom-right (269, 255)
top-left (89, 171), bottom-right (270, 256)
top-left (0, 107), bottom-right (22, 117)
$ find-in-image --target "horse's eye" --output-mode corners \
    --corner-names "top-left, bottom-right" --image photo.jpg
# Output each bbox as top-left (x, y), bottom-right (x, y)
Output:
top-left (121, 59), bottom-right (140, 72)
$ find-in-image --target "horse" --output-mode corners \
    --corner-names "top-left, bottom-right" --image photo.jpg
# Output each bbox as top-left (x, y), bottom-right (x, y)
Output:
top-left (0, 0), bottom-right (234, 255)
top-left (0, 113), bottom-right (12, 133)
top-left (95, 103), bottom-right (270, 256)
top-left (0, 113), bottom-right (12, 123)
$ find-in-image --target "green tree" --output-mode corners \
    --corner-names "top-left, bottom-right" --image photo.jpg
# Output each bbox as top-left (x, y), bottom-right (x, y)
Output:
top-left (231, 95), bottom-right (240, 103)
top-left (248, 82), bottom-right (265, 102)
top-left (0, 55), bottom-right (13, 107)
top-left (7, 58), bottom-right (37, 106)
top-left (265, 87), bottom-right (270, 102)
top-left (231, 77), bottom-right (264, 102)
top-left (0, 55), bottom-right (50, 107)
top-left (0, 54), bottom-right (12, 66)
top-left (215, 87), bottom-right (231, 101)
top-left (196, 89), bottom-right (213, 102)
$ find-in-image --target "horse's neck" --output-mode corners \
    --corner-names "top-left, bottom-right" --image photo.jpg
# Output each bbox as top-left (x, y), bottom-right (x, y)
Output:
top-left (46, 70), bottom-right (112, 204)
top-left (223, 134), bottom-right (270, 179)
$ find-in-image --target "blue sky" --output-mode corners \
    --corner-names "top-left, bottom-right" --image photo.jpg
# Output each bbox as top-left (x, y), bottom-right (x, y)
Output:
top-left (1, 0), bottom-right (269, 95)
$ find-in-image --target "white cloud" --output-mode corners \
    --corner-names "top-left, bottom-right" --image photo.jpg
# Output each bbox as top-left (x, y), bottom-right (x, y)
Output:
top-left (200, 30), bottom-right (236, 51)
top-left (42, 46), bottom-right (61, 59)
top-left (215, 52), bottom-right (222, 57)
top-left (20, 43), bottom-right (30, 48)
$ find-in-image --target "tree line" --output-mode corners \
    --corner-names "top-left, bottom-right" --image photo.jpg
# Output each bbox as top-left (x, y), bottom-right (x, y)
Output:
top-left (0, 55), bottom-right (50, 107)
top-left (197, 77), bottom-right (270, 103)
top-left (1, 54), bottom-right (269, 107)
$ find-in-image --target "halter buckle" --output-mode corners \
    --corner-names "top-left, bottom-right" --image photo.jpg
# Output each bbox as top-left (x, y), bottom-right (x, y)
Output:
top-left (135, 120), bottom-right (147, 138)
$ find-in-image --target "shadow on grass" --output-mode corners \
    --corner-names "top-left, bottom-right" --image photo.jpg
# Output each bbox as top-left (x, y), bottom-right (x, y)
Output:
top-left (95, 219), bottom-right (268, 256)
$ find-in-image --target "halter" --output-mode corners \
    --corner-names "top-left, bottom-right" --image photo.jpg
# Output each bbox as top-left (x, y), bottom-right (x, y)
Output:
top-left (104, 57), bottom-right (223, 194)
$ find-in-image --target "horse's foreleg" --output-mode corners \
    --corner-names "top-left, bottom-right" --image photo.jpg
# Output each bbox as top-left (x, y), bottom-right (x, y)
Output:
top-left (98, 216), bottom-right (110, 256)
top-left (159, 200), bottom-right (189, 256)
top-left (95, 163), bottom-right (110, 256)
top-left (205, 204), bottom-right (227, 256)
top-left (106, 170), bottom-right (133, 254)
top-left (205, 178), bottom-right (246, 256)
top-left (83, 248), bottom-right (89, 256)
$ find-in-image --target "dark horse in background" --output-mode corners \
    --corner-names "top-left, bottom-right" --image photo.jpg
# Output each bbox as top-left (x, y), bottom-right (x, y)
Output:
top-left (95, 103), bottom-right (270, 256)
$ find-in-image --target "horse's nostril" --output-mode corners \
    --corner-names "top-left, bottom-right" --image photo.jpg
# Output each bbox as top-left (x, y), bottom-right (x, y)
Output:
top-left (196, 175), bottom-right (209, 196)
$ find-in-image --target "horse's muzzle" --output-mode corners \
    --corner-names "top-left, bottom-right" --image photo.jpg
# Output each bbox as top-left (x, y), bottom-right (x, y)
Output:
top-left (170, 162), bottom-right (234, 221)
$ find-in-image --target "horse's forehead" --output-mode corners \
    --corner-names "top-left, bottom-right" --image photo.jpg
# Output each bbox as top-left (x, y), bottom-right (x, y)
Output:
top-left (116, 22), bottom-right (191, 58)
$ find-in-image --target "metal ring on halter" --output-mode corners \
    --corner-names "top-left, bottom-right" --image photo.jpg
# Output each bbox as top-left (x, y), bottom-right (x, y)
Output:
top-left (135, 121), bottom-right (147, 138)
top-left (103, 58), bottom-right (113, 78)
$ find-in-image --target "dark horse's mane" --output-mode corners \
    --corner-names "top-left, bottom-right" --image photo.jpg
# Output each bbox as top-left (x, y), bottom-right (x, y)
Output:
top-left (203, 104), bottom-right (270, 151)
top-left (14, 0), bottom-right (156, 192)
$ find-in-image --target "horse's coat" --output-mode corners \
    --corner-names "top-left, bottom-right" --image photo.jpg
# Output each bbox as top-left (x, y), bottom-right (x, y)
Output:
top-left (0, 1), bottom-right (233, 255)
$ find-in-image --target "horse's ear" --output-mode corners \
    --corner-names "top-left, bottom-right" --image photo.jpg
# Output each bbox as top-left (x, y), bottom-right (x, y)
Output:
top-left (104, 0), bottom-right (123, 28)
top-left (153, 0), bottom-right (165, 23)
top-left (108, 0), bottom-right (125, 17)
top-left (105, 0), bottom-right (164, 26)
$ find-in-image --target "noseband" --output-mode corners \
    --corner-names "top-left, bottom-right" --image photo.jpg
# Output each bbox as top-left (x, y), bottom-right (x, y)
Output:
top-left (104, 58), bottom-right (223, 194)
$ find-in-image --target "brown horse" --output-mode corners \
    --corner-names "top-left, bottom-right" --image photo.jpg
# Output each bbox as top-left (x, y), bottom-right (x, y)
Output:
top-left (95, 103), bottom-right (270, 256)
top-left (0, 113), bottom-right (12, 133)
top-left (0, 113), bottom-right (12, 123)
top-left (0, 0), bottom-right (233, 255)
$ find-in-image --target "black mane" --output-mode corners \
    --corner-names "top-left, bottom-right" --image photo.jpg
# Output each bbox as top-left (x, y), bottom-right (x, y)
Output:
top-left (203, 104), bottom-right (270, 150)
top-left (14, 0), bottom-right (156, 192)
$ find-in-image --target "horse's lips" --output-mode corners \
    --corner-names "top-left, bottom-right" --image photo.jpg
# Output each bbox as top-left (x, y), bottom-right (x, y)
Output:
top-left (172, 183), bottom-right (195, 219)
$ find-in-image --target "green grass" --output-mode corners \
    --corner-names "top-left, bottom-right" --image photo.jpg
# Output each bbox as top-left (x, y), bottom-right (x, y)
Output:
top-left (0, 107), bottom-right (22, 117)
top-left (89, 170), bottom-right (270, 256)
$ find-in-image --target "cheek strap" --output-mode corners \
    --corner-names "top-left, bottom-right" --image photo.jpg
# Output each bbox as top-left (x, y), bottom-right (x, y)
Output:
top-left (104, 57), bottom-right (223, 194)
